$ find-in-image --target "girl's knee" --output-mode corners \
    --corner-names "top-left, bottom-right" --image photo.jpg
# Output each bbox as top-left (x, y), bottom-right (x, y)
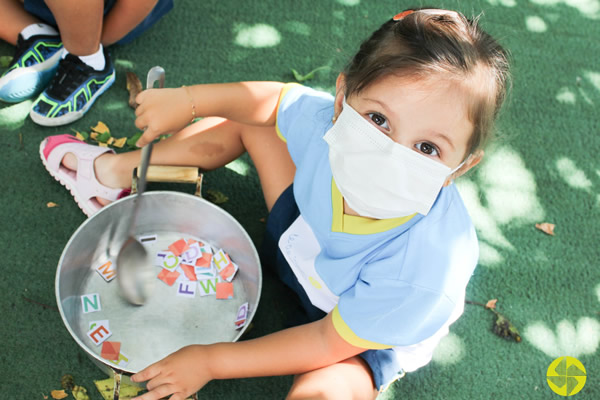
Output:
top-left (286, 359), bottom-right (377, 400)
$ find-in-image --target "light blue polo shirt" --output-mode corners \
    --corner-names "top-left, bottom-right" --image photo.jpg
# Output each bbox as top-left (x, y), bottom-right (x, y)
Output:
top-left (275, 83), bottom-right (479, 352)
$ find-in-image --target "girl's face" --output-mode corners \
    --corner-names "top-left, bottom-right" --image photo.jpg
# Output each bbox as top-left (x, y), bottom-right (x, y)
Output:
top-left (335, 73), bottom-right (476, 171)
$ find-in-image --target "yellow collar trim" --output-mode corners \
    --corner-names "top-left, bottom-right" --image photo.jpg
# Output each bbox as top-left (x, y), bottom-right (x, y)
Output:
top-left (331, 179), bottom-right (417, 235)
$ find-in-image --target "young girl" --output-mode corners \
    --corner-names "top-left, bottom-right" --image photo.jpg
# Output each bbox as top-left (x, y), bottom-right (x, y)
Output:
top-left (40, 8), bottom-right (510, 399)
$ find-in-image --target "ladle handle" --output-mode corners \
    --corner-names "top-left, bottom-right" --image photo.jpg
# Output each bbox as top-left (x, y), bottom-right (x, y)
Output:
top-left (131, 165), bottom-right (204, 198)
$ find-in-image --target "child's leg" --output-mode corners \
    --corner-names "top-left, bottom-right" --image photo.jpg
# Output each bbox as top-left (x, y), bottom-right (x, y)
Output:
top-left (287, 356), bottom-right (377, 400)
top-left (60, 117), bottom-right (295, 210)
top-left (44, 0), bottom-right (104, 56)
top-left (0, 0), bottom-right (41, 44)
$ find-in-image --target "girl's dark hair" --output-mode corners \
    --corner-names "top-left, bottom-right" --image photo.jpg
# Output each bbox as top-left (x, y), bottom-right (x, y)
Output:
top-left (343, 8), bottom-right (510, 154)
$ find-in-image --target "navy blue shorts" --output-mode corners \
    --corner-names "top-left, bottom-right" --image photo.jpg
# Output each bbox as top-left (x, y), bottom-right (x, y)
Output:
top-left (24, 0), bottom-right (173, 45)
top-left (261, 184), bottom-right (405, 392)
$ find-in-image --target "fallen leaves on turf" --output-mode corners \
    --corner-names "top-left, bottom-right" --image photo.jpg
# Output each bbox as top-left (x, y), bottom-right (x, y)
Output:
top-left (50, 390), bottom-right (68, 399)
top-left (466, 299), bottom-right (521, 343)
top-left (0, 55), bottom-right (12, 68)
top-left (485, 298), bottom-right (497, 309)
top-left (291, 66), bottom-right (329, 82)
top-left (535, 222), bottom-right (555, 236)
top-left (205, 189), bottom-right (229, 205)
top-left (94, 378), bottom-right (143, 400)
top-left (126, 71), bottom-right (143, 109)
top-left (47, 202), bottom-right (58, 208)
top-left (91, 121), bottom-right (110, 135)
top-left (493, 311), bottom-right (522, 342)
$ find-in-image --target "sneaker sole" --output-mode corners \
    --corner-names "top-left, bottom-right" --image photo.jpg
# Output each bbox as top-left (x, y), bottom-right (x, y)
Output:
top-left (0, 51), bottom-right (62, 103)
top-left (30, 70), bottom-right (116, 127)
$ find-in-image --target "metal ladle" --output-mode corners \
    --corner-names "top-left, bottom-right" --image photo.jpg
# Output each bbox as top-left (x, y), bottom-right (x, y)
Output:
top-left (116, 66), bottom-right (165, 305)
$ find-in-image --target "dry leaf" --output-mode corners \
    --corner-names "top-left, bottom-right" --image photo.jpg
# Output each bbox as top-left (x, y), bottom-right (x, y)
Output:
top-left (71, 385), bottom-right (90, 400)
top-left (75, 131), bottom-right (86, 141)
top-left (91, 121), bottom-right (110, 135)
top-left (61, 374), bottom-right (74, 391)
top-left (98, 142), bottom-right (108, 147)
top-left (126, 71), bottom-right (143, 109)
top-left (94, 378), bottom-right (143, 400)
top-left (485, 299), bottom-right (498, 309)
top-left (492, 311), bottom-right (521, 342)
top-left (50, 390), bottom-right (68, 399)
top-left (90, 131), bottom-right (99, 140)
top-left (47, 202), bottom-right (58, 208)
top-left (107, 137), bottom-right (115, 145)
top-left (535, 222), bottom-right (555, 236)
top-left (113, 137), bottom-right (127, 148)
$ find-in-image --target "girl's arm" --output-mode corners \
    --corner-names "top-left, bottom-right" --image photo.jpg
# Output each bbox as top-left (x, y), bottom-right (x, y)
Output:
top-left (131, 311), bottom-right (368, 400)
top-left (134, 82), bottom-right (284, 147)
top-left (101, 0), bottom-right (159, 46)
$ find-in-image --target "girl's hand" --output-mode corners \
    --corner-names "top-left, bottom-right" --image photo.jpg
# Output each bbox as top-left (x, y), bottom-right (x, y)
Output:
top-left (131, 345), bottom-right (211, 400)
top-left (134, 87), bottom-right (193, 147)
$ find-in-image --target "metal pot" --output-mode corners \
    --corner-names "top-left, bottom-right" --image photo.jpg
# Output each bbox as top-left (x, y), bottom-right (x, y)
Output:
top-left (55, 189), bottom-right (262, 378)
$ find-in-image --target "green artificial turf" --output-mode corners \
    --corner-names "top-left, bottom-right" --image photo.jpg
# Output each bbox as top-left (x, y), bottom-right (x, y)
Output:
top-left (0, 0), bottom-right (598, 399)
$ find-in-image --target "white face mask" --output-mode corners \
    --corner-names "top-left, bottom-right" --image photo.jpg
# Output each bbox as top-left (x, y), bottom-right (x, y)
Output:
top-left (323, 98), bottom-right (464, 219)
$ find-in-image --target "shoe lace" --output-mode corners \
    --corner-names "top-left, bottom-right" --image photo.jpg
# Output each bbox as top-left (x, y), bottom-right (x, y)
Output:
top-left (44, 55), bottom-right (93, 101)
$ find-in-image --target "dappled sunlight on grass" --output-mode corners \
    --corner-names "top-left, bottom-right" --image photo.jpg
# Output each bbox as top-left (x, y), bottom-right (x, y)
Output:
top-left (114, 59), bottom-right (135, 69)
top-left (457, 146), bottom-right (546, 266)
top-left (530, 0), bottom-right (600, 18)
top-left (524, 318), bottom-right (600, 358)
top-left (336, 0), bottom-right (360, 6)
top-left (478, 147), bottom-right (545, 225)
top-left (458, 179), bottom-right (515, 259)
top-left (234, 23), bottom-right (281, 48)
top-left (282, 21), bottom-right (311, 36)
top-left (583, 70), bottom-right (600, 90)
top-left (555, 157), bottom-right (593, 190)
top-left (0, 100), bottom-right (32, 130)
top-left (486, 0), bottom-right (517, 6)
top-left (225, 158), bottom-right (250, 176)
top-left (526, 15), bottom-right (548, 31)
top-left (556, 87), bottom-right (577, 104)
top-left (431, 332), bottom-right (465, 365)
top-left (103, 100), bottom-right (128, 111)
top-left (479, 242), bottom-right (504, 266)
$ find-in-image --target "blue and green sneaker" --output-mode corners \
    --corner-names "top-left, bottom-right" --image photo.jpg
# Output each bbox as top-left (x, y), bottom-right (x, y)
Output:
top-left (30, 48), bottom-right (115, 126)
top-left (0, 33), bottom-right (63, 103)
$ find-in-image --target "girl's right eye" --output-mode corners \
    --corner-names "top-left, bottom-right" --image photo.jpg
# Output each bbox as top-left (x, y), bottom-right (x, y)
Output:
top-left (368, 113), bottom-right (390, 130)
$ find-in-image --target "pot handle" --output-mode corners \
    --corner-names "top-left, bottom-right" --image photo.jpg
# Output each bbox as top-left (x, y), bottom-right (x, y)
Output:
top-left (131, 165), bottom-right (204, 198)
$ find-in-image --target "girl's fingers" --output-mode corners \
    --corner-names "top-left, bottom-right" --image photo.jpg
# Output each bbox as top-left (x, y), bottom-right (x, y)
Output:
top-left (132, 383), bottom-right (176, 400)
top-left (134, 114), bottom-right (147, 131)
top-left (131, 363), bottom-right (161, 383)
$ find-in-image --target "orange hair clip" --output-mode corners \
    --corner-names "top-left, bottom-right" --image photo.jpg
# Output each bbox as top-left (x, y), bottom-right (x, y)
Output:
top-left (393, 10), bottom-right (414, 21)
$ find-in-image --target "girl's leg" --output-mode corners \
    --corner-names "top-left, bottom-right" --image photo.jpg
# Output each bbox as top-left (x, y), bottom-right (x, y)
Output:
top-left (44, 0), bottom-right (104, 56)
top-left (287, 356), bottom-right (378, 400)
top-left (0, 0), bottom-right (40, 44)
top-left (61, 117), bottom-right (295, 210)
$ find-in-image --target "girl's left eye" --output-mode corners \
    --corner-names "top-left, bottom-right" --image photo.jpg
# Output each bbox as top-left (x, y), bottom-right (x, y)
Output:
top-left (415, 142), bottom-right (440, 157)
top-left (368, 113), bottom-right (390, 130)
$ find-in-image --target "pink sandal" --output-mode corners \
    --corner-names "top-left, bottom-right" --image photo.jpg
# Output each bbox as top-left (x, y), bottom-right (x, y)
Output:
top-left (40, 134), bottom-right (129, 217)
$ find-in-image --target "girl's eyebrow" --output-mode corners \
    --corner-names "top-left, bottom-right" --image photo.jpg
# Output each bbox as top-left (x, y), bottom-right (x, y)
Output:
top-left (362, 97), bottom-right (392, 114)
top-left (430, 131), bottom-right (456, 151)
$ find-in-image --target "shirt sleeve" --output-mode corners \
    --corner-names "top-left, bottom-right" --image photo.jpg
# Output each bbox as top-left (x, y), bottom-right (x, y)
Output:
top-left (334, 278), bottom-right (456, 348)
top-left (333, 194), bottom-right (479, 348)
top-left (275, 83), bottom-right (335, 166)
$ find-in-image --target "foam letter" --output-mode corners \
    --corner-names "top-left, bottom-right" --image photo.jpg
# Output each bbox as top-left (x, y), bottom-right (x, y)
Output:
top-left (87, 323), bottom-right (112, 345)
top-left (95, 260), bottom-right (116, 282)
top-left (81, 293), bottom-right (101, 313)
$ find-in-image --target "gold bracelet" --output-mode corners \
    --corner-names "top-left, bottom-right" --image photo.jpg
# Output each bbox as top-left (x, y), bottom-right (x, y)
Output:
top-left (182, 85), bottom-right (196, 124)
